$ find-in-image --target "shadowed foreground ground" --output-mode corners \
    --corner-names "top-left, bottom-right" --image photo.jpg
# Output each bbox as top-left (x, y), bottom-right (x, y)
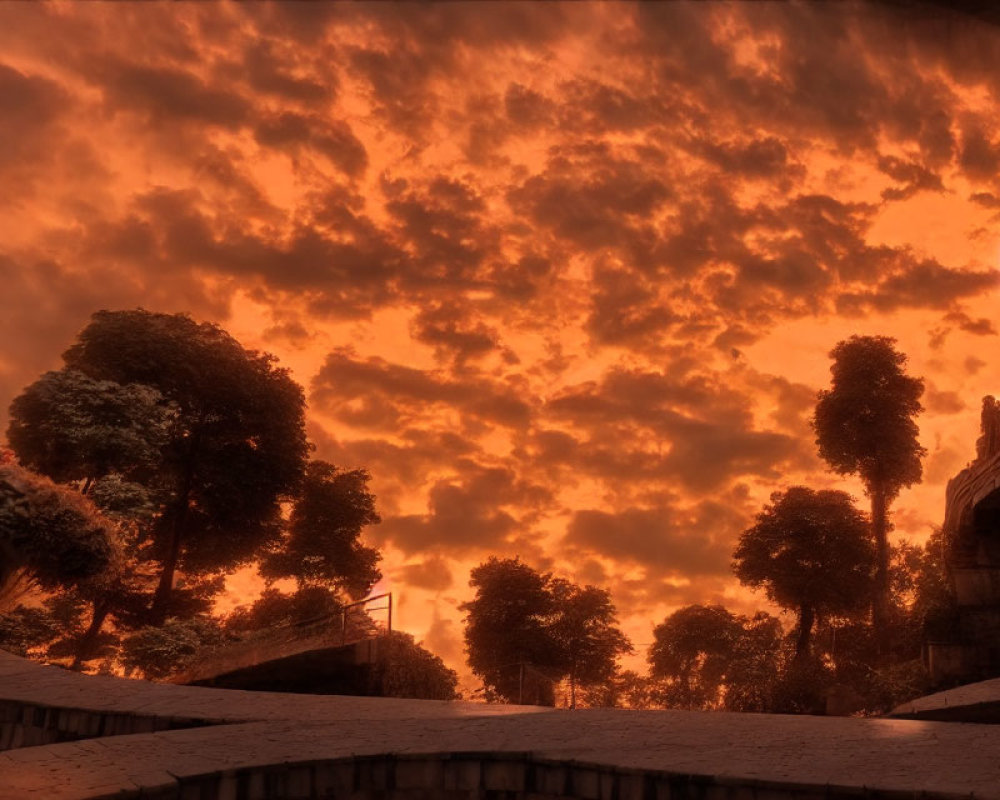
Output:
top-left (1, 649), bottom-right (1000, 799)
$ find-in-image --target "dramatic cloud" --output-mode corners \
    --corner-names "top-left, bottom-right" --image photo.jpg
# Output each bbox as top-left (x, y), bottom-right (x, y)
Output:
top-left (0, 1), bottom-right (998, 679)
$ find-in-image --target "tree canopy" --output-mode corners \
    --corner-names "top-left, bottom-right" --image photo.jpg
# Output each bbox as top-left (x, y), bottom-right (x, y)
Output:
top-left (0, 462), bottom-right (119, 609)
top-left (733, 486), bottom-right (874, 659)
top-left (7, 369), bottom-right (173, 488)
top-left (49, 309), bottom-right (311, 621)
top-left (260, 461), bottom-right (381, 600)
top-left (648, 604), bottom-right (742, 709)
top-left (548, 579), bottom-right (633, 707)
top-left (814, 336), bottom-right (925, 497)
top-left (462, 557), bottom-right (630, 706)
top-left (462, 557), bottom-right (558, 703)
top-left (813, 335), bottom-right (925, 647)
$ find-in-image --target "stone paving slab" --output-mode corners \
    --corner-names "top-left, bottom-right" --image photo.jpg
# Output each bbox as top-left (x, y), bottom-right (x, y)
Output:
top-left (3, 651), bottom-right (1000, 799)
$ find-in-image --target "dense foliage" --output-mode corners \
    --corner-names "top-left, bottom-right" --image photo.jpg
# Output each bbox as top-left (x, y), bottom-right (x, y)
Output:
top-left (462, 557), bottom-right (631, 706)
top-left (0, 462), bottom-right (119, 607)
top-left (0, 309), bottom-right (401, 685)
top-left (814, 336), bottom-right (925, 649)
top-left (733, 487), bottom-right (875, 659)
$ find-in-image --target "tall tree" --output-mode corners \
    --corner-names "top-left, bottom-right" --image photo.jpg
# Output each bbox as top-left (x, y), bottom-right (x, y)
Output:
top-left (259, 461), bottom-right (381, 600)
top-left (462, 558), bottom-right (630, 706)
top-left (6, 368), bottom-right (177, 665)
top-left (547, 579), bottom-right (632, 708)
top-left (733, 487), bottom-right (874, 660)
top-left (462, 557), bottom-right (559, 704)
top-left (57, 310), bottom-right (310, 623)
top-left (813, 335), bottom-right (925, 649)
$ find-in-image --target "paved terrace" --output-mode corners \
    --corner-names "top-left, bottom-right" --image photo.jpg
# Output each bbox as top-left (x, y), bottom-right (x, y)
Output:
top-left (2, 651), bottom-right (1000, 799)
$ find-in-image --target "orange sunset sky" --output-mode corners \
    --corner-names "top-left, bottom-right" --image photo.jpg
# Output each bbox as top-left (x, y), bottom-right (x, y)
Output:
top-left (1, 2), bottom-right (999, 684)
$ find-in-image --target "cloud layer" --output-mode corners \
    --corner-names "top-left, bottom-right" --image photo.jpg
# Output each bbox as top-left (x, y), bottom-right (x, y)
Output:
top-left (1, 2), bottom-right (998, 674)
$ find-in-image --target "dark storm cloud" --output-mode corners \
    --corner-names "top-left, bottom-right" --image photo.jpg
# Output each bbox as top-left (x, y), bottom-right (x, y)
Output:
top-left (838, 260), bottom-right (1000, 312)
top-left (635, 2), bottom-right (890, 154)
top-left (310, 425), bottom-right (479, 490)
top-left (311, 349), bottom-right (534, 431)
top-left (348, 46), bottom-right (437, 138)
top-left (925, 384), bottom-right (966, 415)
top-left (397, 556), bottom-right (453, 592)
top-left (254, 112), bottom-right (367, 177)
top-left (376, 466), bottom-right (552, 556)
top-left (944, 310), bottom-right (998, 336)
top-left (504, 83), bottom-right (556, 129)
top-left (542, 367), bottom-right (806, 491)
top-left (547, 365), bottom-right (746, 428)
top-left (877, 155), bottom-right (946, 201)
top-left (692, 136), bottom-right (802, 181)
top-left (240, 40), bottom-right (334, 104)
top-left (487, 254), bottom-right (555, 303)
top-left (585, 265), bottom-right (681, 347)
top-left (384, 176), bottom-right (499, 288)
top-left (564, 501), bottom-right (741, 578)
top-left (90, 59), bottom-right (253, 129)
top-left (411, 303), bottom-right (502, 367)
top-left (556, 78), bottom-right (676, 135)
top-left (191, 146), bottom-right (279, 219)
top-left (0, 63), bottom-right (68, 174)
top-left (507, 147), bottom-right (672, 254)
top-left (86, 187), bottom-right (402, 317)
top-left (970, 191), bottom-right (1000, 209)
top-left (959, 119), bottom-right (1000, 183)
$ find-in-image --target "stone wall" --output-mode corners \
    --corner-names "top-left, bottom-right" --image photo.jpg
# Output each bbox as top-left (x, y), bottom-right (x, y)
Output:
top-left (0, 698), bottom-right (210, 752)
top-left (142, 752), bottom-right (928, 800)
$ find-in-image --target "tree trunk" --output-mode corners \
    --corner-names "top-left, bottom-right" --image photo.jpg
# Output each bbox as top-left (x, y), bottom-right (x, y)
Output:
top-left (871, 483), bottom-right (889, 657)
top-left (150, 442), bottom-right (197, 625)
top-left (149, 513), bottom-right (184, 625)
top-left (570, 666), bottom-right (576, 709)
top-left (71, 600), bottom-right (110, 670)
top-left (795, 604), bottom-right (814, 660)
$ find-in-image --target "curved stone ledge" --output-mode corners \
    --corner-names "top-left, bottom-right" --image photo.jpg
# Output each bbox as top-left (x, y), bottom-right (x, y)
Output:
top-left (3, 650), bottom-right (1000, 800)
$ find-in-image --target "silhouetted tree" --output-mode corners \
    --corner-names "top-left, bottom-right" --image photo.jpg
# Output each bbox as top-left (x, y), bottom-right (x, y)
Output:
top-left (813, 336), bottom-right (925, 650)
top-left (259, 461), bottom-right (381, 600)
top-left (224, 585), bottom-right (344, 635)
top-left (648, 604), bottom-right (741, 709)
top-left (56, 310), bottom-right (310, 623)
top-left (0, 462), bottom-right (119, 611)
top-left (723, 611), bottom-right (786, 712)
top-left (462, 557), bottom-right (560, 704)
top-left (733, 487), bottom-right (874, 660)
top-left (462, 558), bottom-right (629, 706)
top-left (547, 579), bottom-right (632, 708)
